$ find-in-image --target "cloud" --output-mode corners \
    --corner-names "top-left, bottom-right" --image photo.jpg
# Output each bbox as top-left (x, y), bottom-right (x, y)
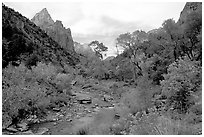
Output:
top-left (100, 16), bottom-right (153, 34)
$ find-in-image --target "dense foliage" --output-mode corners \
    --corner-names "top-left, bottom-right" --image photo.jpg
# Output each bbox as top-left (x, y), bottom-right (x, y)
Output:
top-left (161, 57), bottom-right (201, 113)
top-left (2, 62), bottom-right (74, 127)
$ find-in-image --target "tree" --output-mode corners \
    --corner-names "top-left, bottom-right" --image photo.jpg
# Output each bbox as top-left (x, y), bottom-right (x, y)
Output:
top-left (116, 31), bottom-right (148, 83)
top-left (161, 57), bottom-right (201, 113)
top-left (183, 10), bottom-right (202, 61)
top-left (88, 40), bottom-right (108, 59)
top-left (162, 19), bottom-right (184, 61)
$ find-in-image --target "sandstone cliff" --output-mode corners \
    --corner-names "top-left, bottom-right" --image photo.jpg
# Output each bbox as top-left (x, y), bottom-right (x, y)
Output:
top-left (31, 8), bottom-right (75, 52)
top-left (2, 4), bottom-right (79, 68)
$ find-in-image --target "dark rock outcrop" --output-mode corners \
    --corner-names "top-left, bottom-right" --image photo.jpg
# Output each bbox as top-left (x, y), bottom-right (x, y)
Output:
top-left (2, 4), bottom-right (79, 68)
top-left (31, 8), bottom-right (75, 52)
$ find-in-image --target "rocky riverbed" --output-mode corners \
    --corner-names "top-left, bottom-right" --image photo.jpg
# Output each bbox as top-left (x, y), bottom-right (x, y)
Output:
top-left (3, 80), bottom-right (129, 135)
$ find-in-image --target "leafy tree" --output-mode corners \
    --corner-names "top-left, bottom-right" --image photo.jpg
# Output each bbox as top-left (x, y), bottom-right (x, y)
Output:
top-left (161, 57), bottom-right (201, 113)
top-left (88, 40), bottom-right (108, 59)
top-left (162, 19), bottom-right (184, 61)
top-left (183, 10), bottom-right (202, 61)
top-left (116, 31), bottom-right (148, 83)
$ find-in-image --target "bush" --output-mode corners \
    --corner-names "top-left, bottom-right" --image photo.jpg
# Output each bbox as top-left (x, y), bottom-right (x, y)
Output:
top-left (54, 73), bottom-right (73, 92)
top-left (110, 113), bottom-right (133, 135)
top-left (75, 125), bottom-right (90, 135)
top-left (161, 57), bottom-right (201, 113)
top-left (129, 111), bottom-right (200, 135)
top-left (110, 84), bottom-right (126, 99)
top-left (130, 112), bottom-right (160, 135)
top-left (121, 79), bottom-right (161, 114)
top-left (2, 62), bottom-right (73, 127)
top-left (31, 62), bottom-right (58, 81)
top-left (2, 63), bottom-right (50, 125)
top-left (73, 75), bottom-right (86, 86)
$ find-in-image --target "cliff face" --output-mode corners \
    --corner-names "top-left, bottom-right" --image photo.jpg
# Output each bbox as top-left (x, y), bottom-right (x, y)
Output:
top-left (31, 8), bottom-right (75, 52)
top-left (2, 4), bottom-right (79, 68)
top-left (178, 2), bottom-right (202, 25)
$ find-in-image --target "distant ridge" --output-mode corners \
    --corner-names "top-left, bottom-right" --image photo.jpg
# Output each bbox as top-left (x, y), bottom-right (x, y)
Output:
top-left (31, 8), bottom-right (75, 53)
top-left (2, 4), bottom-right (79, 68)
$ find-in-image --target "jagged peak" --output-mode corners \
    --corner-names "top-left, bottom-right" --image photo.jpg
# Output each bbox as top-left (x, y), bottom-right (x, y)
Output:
top-left (32, 8), bottom-right (54, 25)
top-left (55, 20), bottom-right (63, 27)
top-left (41, 8), bottom-right (48, 13)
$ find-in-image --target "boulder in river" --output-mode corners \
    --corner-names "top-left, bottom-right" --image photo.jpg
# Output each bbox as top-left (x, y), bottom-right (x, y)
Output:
top-left (78, 99), bottom-right (92, 104)
top-left (52, 108), bottom-right (61, 112)
top-left (103, 95), bottom-right (113, 102)
top-left (17, 122), bottom-right (28, 131)
top-left (82, 84), bottom-right (93, 89)
top-left (76, 93), bottom-right (92, 104)
top-left (6, 127), bottom-right (18, 133)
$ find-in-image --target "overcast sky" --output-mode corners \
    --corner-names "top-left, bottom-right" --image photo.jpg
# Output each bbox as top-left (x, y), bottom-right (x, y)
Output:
top-left (4, 1), bottom-right (186, 56)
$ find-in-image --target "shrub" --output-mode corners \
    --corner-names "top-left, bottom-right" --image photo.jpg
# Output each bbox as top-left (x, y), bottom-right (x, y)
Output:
top-left (31, 62), bottom-right (58, 81)
top-left (73, 75), bottom-right (86, 86)
top-left (63, 64), bottom-right (76, 75)
top-left (110, 114), bottom-right (133, 135)
top-left (129, 112), bottom-right (200, 135)
top-left (2, 62), bottom-right (74, 127)
top-left (155, 115), bottom-right (201, 135)
top-left (130, 112), bottom-right (160, 135)
top-left (121, 79), bottom-right (161, 114)
top-left (81, 108), bottom-right (117, 135)
top-left (2, 63), bottom-right (50, 125)
top-left (161, 57), bottom-right (201, 113)
top-left (54, 73), bottom-right (73, 92)
top-left (75, 125), bottom-right (90, 135)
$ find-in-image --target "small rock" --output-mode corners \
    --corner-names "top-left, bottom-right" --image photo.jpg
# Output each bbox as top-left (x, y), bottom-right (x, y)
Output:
top-left (35, 127), bottom-right (49, 135)
top-left (6, 127), bottom-right (18, 132)
top-left (53, 122), bottom-right (57, 126)
top-left (52, 118), bottom-right (58, 121)
top-left (66, 119), bottom-right (72, 122)
top-left (33, 115), bottom-right (37, 119)
top-left (33, 118), bottom-right (40, 123)
top-left (114, 114), bottom-right (120, 119)
top-left (94, 107), bottom-right (100, 112)
top-left (87, 110), bottom-right (91, 113)
top-left (59, 114), bottom-right (64, 117)
top-left (79, 100), bottom-right (92, 104)
top-left (107, 106), bottom-right (115, 109)
top-left (103, 95), bottom-right (113, 102)
top-left (91, 106), bottom-right (96, 108)
top-left (39, 118), bottom-right (47, 123)
top-left (17, 123), bottom-right (28, 131)
top-left (21, 130), bottom-right (34, 135)
top-left (82, 84), bottom-right (92, 89)
top-left (71, 80), bottom-right (77, 86)
top-left (53, 108), bottom-right (61, 112)
top-left (73, 100), bottom-right (78, 103)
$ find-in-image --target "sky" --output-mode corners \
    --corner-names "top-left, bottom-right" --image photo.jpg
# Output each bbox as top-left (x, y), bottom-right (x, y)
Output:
top-left (4, 1), bottom-right (186, 57)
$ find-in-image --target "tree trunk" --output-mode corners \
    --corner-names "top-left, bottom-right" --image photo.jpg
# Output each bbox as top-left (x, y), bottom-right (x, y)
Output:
top-left (132, 65), bottom-right (137, 83)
